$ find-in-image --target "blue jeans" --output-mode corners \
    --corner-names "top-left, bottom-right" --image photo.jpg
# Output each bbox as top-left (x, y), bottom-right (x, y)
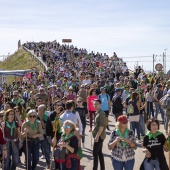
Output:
top-left (130, 122), bottom-right (140, 140)
top-left (40, 136), bottom-right (50, 166)
top-left (147, 101), bottom-right (154, 118)
top-left (82, 123), bottom-right (86, 143)
top-left (155, 103), bottom-right (165, 121)
top-left (144, 158), bottom-right (160, 170)
top-left (4, 141), bottom-right (19, 170)
top-left (139, 114), bottom-right (145, 136)
top-left (112, 158), bottom-right (135, 170)
top-left (23, 140), bottom-right (40, 170)
top-left (61, 158), bottom-right (78, 170)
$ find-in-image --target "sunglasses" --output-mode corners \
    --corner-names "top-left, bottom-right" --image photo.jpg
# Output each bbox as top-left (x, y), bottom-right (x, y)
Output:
top-left (77, 101), bottom-right (82, 103)
top-left (63, 125), bottom-right (71, 129)
top-left (0, 115), bottom-right (4, 118)
top-left (29, 115), bottom-right (36, 118)
top-left (122, 122), bottom-right (128, 124)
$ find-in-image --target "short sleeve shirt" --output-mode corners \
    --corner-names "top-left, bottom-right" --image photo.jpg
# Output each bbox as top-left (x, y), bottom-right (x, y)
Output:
top-left (143, 133), bottom-right (166, 160)
top-left (92, 109), bottom-right (106, 140)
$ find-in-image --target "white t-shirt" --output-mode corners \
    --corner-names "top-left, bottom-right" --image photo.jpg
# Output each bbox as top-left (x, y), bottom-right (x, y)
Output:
top-left (82, 79), bottom-right (91, 85)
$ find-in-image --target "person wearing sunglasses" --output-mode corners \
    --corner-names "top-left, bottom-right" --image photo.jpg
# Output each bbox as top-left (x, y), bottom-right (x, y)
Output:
top-left (2, 109), bottom-right (21, 170)
top-left (87, 88), bottom-right (98, 132)
top-left (57, 120), bottom-right (80, 170)
top-left (11, 91), bottom-right (25, 110)
top-left (108, 115), bottom-right (136, 170)
top-left (75, 97), bottom-right (88, 148)
top-left (21, 110), bottom-right (43, 170)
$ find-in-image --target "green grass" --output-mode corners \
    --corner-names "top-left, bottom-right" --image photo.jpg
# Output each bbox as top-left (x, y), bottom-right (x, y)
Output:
top-left (0, 48), bottom-right (44, 83)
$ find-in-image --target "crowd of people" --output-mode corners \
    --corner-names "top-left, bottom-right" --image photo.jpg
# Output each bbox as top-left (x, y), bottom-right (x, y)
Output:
top-left (0, 41), bottom-right (170, 170)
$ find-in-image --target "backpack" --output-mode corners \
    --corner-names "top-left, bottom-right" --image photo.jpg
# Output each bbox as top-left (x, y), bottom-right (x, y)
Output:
top-left (127, 100), bottom-right (134, 114)
top-left (162, 96), bottom-right (170, 110)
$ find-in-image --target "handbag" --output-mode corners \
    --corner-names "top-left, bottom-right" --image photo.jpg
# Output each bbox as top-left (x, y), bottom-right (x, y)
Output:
top-left (128, 115), bottom-right (140, 122)
top-left (53, 147), bottom-right (66, 163)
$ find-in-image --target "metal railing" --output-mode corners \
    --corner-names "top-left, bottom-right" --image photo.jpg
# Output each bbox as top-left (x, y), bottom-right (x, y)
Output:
top-left (22, 46), bottom-right (48, 71)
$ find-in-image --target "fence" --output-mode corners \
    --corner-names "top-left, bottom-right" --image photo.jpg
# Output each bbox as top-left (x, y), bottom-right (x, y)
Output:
top-left (0, 55), bottom-right (9, 62)
top-left (22, 46), bottom-right (48, 71)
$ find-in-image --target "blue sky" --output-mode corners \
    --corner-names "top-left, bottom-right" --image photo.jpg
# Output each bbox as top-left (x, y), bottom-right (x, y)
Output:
top-left (0, 0), bottom-right (170, 71)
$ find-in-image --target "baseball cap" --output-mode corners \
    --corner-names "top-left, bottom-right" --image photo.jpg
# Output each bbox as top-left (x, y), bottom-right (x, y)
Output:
top-left (115, 88), bottom-right (122, 92)
top-left (117, 115), bottom-right (128, 123)
top-left (157, 84), bottom-right (162, 88)
top-left (100, 87), bottom-right (105, 91)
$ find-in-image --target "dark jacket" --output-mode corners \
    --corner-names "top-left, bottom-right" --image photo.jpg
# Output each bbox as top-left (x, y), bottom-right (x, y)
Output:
top-left (112, 95), bottom-right (123, 114)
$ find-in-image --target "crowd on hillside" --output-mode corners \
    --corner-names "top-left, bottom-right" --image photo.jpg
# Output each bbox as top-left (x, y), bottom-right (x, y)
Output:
top-left (0, 41), bottom-right (170, 170)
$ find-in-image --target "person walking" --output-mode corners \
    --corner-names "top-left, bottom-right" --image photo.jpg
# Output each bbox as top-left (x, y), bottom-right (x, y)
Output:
top-left (87, 88), bottom-right (98, 132)
top-left (21, 110), bottom-right (44, 170)
top-left (92, 99), bottom-right (106, 170)
top-left (142, 118), bottom-right (168, 170)
top-left (153, 84), bottom-right (165, 122)
top-left (108, 115), bottom-right (136, 170)
top-left (98, 87), bottom-right (111, 131)
top-left (2, 109), bottom-right (21, 170)
top-left (112, 88), bottom-right (123, 121)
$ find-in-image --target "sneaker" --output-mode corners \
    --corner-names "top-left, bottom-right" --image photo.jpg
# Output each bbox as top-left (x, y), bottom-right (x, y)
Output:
top-left (106, 125), bottom-right (111, 131)
top-left (137, 139), bottom-right (142, 143)
top-left (41, 155), bottom-right (45, 159)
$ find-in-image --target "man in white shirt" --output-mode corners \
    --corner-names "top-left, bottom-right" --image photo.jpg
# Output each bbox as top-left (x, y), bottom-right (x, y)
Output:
top-left (82, 75), bottom-right (91, 85)
top-left (60, 100), bottom-right (77, 125)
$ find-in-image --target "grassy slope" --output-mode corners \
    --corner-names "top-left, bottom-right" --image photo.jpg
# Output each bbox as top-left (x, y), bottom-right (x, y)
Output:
top-left (0, 48), bottom-right (44, 83)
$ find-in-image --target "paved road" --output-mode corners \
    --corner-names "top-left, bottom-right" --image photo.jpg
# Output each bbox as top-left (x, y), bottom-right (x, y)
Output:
top-left (17, 113), bottom-right (169, 170)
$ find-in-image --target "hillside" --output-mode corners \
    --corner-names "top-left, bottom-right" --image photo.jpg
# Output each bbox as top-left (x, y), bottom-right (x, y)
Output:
top-left (0, 48), bottom-right (44, 71)
top-left (0, 48), bottom-right (44, 83)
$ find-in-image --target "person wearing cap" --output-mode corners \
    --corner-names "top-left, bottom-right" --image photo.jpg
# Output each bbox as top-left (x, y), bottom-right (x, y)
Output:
top-left (153, 84), bottom-right (165, 121)
top-left (108, 115), bottom-right (136, 170)
top-left (122, 86), bottom-right (130, 103)
top-left (98, 87), bottom-right (111, 131)
top-left (112, 88), bottom-right (123, 121)
top-left (36, 88), bottom-right (48, 106)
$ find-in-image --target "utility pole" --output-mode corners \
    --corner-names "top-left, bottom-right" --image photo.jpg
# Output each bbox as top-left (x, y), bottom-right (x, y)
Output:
top-left (163, 52), bottom-right (165, 73)
top-left (164, 49), bottom-right (167, 74)
top-left (153, 54), bottom-right (155, 73)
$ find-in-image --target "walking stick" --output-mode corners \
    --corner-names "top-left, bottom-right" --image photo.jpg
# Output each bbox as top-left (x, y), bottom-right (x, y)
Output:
top-left (2, 156), bottom-right (4, 170)
top-left (168, 123), bottom-right (170, 170)
top-left (50, 120), bottom-right (58, 170)
top-left (91, 132), bottom-right (92, 149)
top-left (26, 131), bottom-right (28, 170)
